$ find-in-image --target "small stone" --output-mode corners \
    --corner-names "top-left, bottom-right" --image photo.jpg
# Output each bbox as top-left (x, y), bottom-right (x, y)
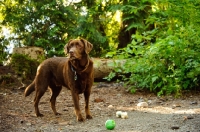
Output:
top-left (147, 100), bottom-right (152, 104)
top-left (96, 107), bottom-right (101, 110)
top-left (129, 107), bottom-right (135, 111)
top-left (97, 124), bottom-right (101, 127)
top-left (190, 101), bottom-right (198, 105)
top-left (171, 126), bottom-right (179, 130)
top-left (50, 120), bottom-right (58, 124)
top-left (68, 121), bottom-right (73, 125)
top-left (187, 115), bottom-right (194, 119)
top-left (108, 105), bottom-right (114, 109)
top-left (59, 121), bottom-right (69, 125)
top-left (63, 108), bottom-right (68, 111)
top-left (94, 98), bottom-right (104, 103)
top-left (173, 104), bottom-right (181, 107)
top-left (160, 102), bottom-right (164, 105)
top-left (117, 94), bottom-right (121, 97)
top-left (137, 102), bottom-right (148, 108)
top-left (26, 123), bottom-right (31, 126)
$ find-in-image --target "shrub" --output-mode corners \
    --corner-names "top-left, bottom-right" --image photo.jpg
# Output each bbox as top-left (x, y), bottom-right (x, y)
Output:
top-left (107, 25), bottom-right (200, 97)
top-left (10, 54), bottom-right (41, 80)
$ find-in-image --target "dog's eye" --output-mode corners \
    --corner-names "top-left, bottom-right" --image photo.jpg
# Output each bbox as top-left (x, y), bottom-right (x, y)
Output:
top-left (76, 44), bottom-right (81, 48)
top-left (76, 44), bottom-right (82, 48)
top-left (69, 43), bottom-right (74, 48)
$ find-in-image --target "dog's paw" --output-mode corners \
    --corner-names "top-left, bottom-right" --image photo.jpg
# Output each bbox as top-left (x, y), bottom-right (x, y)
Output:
top-left (55, 112), bottom-right (62, 116)
top-left (36, 113), bottom-right (44, 117)
top-left (77, 116), bottom-right (84, 122)
top-left (86, 114), bottom-right (93, 119)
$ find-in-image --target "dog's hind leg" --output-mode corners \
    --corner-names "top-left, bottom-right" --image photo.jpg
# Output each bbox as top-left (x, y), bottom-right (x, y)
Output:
top-left (34, 88), bottom-right (46, 117)
top-left (34, 77), bottom-right (49, 117)
top-left (49, 82), bottom-right (62, 115)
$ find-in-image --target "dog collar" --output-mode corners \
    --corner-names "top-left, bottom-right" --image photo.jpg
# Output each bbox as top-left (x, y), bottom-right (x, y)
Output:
top-left (71, 65), bottom-right (77, 80)
top-left (70, 57), bottom-right (90, 80)
top-left (69, 57), bottom-right (90, 73)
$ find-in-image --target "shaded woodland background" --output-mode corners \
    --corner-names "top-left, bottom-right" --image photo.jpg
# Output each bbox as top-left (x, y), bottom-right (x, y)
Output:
top-left (1, 0), bottom-right (200, 96)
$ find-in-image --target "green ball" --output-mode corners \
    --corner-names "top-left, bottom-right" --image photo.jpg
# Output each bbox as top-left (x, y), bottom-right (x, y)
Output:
top-left (105, 119), bottom-right (116, 130)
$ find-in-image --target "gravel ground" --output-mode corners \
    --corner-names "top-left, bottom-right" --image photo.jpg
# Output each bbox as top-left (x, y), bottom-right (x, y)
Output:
top-left (0, 82), bottom-right (200, 132)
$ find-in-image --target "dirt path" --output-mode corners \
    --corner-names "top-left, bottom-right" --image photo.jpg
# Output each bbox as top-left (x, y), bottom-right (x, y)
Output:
top-left (0, 82), bottom-right (200, 132)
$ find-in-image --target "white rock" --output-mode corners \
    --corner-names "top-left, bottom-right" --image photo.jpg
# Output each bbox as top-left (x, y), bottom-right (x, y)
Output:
top-left (121, 112), bottom-right (128, 119)
top-left (108, 105), bottom-right (114, 109)
top-left (26, 123), bottom-right (32, 126)
top-left (137, 102), bottom-right (148, 108)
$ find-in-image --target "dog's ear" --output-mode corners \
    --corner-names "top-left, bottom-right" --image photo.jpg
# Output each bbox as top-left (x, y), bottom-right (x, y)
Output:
top-left (64, 39), bottom-right (73, 54)
top-left (80, 38), bottom-right (93, 54)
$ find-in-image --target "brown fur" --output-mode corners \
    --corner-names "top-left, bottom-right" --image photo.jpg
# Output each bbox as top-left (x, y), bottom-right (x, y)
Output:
top-left (24, 38), bottom-right (94, 121)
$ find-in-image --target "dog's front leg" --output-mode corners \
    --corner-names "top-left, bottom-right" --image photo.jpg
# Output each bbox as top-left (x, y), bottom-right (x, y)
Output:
top-left (71, 91), bottom-right (84, 121)
top-left (84, 89), bottom-right (92, 119)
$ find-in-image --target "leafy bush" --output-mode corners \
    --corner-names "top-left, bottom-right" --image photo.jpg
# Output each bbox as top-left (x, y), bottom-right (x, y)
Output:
top-left (0, 37), bottom-right (9, 66)
top-left (107, 25), bottom-right (200, 97)
top-left (106, 0), bottom-right (200, 97)
top-left (10, 54), bottom-right (41, 80)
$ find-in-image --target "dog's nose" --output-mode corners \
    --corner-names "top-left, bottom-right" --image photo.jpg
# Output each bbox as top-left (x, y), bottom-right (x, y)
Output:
top-left (69, 50), bottom-right (74, 54)
top-left (69, 50), bottom-right (74, 56)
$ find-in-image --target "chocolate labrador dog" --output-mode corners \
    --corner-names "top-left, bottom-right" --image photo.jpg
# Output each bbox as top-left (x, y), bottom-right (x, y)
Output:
top-left (24, 38), bottom-right (94, 121)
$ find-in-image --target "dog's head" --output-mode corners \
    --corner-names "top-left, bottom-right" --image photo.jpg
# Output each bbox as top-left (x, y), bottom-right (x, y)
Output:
top-left (64, 38), bottom-right (93, 60)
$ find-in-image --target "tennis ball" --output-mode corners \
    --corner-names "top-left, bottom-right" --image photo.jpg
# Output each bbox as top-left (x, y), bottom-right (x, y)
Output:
top-left (105, 119), bottom-right (116, 130)
top-left (121, 112), bottom-right (128, 119)
top-left (116, 111), bottom-right (122, 118)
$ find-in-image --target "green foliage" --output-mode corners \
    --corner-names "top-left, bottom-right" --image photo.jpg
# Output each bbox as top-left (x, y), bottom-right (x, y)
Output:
top-left (108, 0), bottom-right (154, 48)
top-left (0, 26), bottom-right (9, 65)
top-left (74, 14), bottom-right (108, 56)
top-left (0, 38), bottom-right (8, 65)
top-left (1, 0), bottom-right (113, 58)
top-left (1, 0), bottom-right (79, 57)
top-left (0, 73), bottom-right (14, 84)
top-left (106, 0), bottom-right (200, 96)
top-left (2, 0), bottom-right (200, 96)
top-left (10, 54), bottom-right (40, 80)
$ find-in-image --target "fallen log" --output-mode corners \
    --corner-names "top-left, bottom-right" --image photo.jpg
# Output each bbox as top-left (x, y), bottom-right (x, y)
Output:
top-left (92, 58), bottom-right (126, 79)
top-left (12, 47), bottom-right (44, 60)
top-left (10, 47), bottom-right (127, 83)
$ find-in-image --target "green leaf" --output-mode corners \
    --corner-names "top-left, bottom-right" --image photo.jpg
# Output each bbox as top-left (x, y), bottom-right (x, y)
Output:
top-left (152, 76), bottom-right (158, 83)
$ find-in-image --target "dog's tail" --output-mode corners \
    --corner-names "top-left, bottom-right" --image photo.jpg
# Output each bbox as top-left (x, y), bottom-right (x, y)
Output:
top-left (24, 81), bottom-right (35, 97)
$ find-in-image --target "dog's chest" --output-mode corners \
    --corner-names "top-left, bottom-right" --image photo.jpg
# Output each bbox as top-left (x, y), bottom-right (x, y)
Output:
top-left (75, 74), bottom-right (88, 93)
